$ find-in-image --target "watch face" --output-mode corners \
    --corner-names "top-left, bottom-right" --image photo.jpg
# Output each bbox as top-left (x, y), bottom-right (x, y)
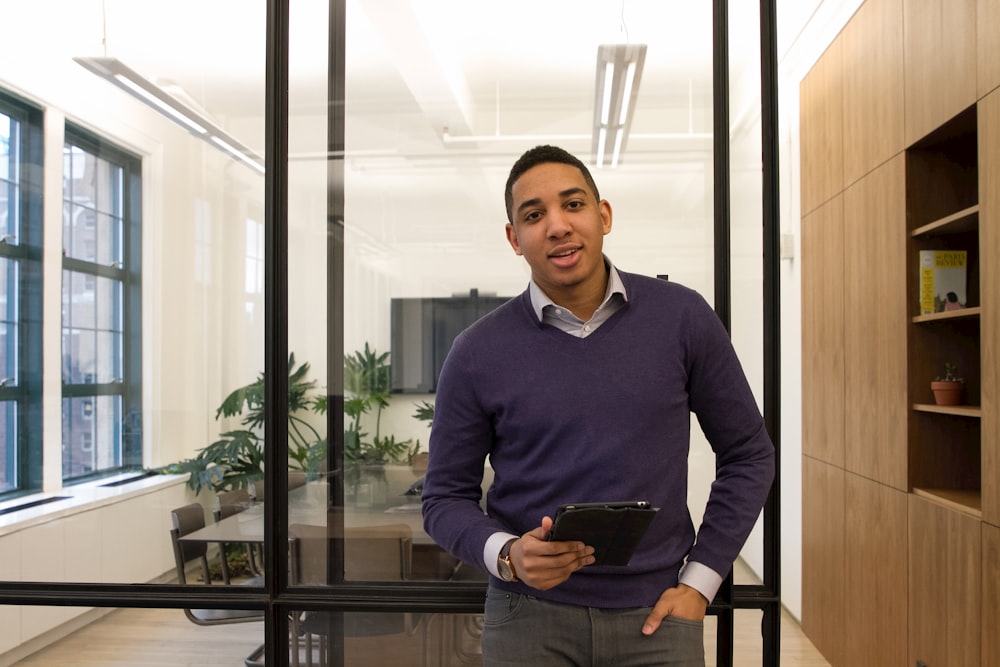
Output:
top-left (498, 557), bottom-right (514, 582)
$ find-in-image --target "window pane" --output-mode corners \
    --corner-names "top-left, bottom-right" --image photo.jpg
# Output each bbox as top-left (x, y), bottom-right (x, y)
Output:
top-left (0, 114), bottom-right (10, 181)
top-left (0, 401), bottom-right (16, 492)
top-left (63, 147), bottom-right (124, 265)
top-left (0, 257), bottom-right (17, 382)
top-left (62, 271), bottom-right (122, 384)
top-left (62, 395), bottom-right (121, 479)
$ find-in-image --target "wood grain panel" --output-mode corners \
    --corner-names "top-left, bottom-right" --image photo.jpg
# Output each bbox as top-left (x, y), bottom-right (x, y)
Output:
top-left (908, 495), bottom-right (982, 667)
top-left (842, 157), bottom-right (908, 490)
top-left (799, 35), bottom-right (844, 216)
top-left (841, 0), bottom-right (905, 186)
top-left (980, 0), bottom-right (1000, 98)
top-left (981, 90), bottom-right (1000, 526)
top-left (845, 475), bottom-right (907, 666)
top-left (984, 523), bottom-right (1000, 666)
top-left (903, 0), bottom-right (977, 145)
top-left (801, 457), bottom-right (846, 667)
top-left (801, 197), bottom-right (845, 467)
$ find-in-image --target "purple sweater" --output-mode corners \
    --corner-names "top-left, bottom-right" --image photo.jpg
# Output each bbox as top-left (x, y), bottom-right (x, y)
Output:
top-left (421, 271), bottom-right (774, 608)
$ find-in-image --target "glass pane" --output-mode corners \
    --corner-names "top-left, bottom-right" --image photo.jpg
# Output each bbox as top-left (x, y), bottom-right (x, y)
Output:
top-left (0, 258), bottom-right (17, 382)
top-left (0, 114), bottom-right (11, 181)
top-left (332, 0), bottom-right (716, 599)
top-left (61, 271), bottom-right (122, 384)
top-left (729, 0), bottom-right (768, 581)
top-left (62, 395), bottom-right (121, 479)
top-left (0, 401), bottom-right (16, 493)
top-left (63, 148), bottom-right (124, 265)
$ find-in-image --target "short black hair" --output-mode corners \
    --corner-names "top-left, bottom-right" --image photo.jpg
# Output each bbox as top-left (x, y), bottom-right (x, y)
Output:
top-left (504, 145), bottom-right (600, 222)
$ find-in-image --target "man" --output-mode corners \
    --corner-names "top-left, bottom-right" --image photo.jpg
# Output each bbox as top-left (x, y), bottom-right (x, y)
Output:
top-left (422, 145), bottom-right (774, 666)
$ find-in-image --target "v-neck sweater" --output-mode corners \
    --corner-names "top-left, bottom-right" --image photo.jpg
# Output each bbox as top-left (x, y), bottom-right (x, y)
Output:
top-left (422, 270), bottom-right (774, 608)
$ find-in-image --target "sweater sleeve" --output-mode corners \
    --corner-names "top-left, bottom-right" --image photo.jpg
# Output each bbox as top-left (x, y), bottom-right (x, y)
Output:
top-left (421, 330), bottom-right (510, 569)
top-left (683, 295), bottom-right (775, 578)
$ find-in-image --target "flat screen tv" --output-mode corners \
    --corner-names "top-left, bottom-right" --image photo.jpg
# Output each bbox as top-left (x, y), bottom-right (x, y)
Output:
top-left (391, 291), bottom-right (511, 393)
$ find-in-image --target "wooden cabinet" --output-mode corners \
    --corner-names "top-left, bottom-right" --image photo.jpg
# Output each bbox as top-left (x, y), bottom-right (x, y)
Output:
top-left (799, 34), bottom-right (843, 216)
top-left (909, 494), bottom-right (981, 667)
top-left (984, 523), bottom-right (1000, 665)
top-left (801, 197), bottom-right (845, 467)
top-left (841, 0), bottom-right (905, 186)
top-left (844, 157), bottom-right (907, 490)
top-left (800, 2), bottom-right (1000, 665)
top-left (980, 89), bottom-right (1000, 527)
top-left (844, 475), bottom-right (907, 666)
top-left (801, 457), bottom-right (846, 666)
top-left (903, 0), bottom-right (977, 145)
top-left (979, 0), bottom-right (1000, 98)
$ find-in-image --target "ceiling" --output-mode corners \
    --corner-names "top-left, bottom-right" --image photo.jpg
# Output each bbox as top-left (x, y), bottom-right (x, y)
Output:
top-left (39, 0), bottom-right (844, 296)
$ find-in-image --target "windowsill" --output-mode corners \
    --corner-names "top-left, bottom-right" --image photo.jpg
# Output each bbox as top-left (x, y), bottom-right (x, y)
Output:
top-left (0, 472), bottom-right (187, 537)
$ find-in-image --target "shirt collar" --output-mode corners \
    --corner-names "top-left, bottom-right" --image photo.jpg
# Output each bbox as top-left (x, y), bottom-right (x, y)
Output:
top-left (527, 256), bottom-right (628, 322)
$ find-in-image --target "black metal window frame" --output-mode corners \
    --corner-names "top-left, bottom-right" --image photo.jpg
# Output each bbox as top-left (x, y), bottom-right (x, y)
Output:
top-left (61, 125), bottom-right (143, 483)
top-left (0, 2), bottom-right (781, 666)
top-left (0, 89), bottom-right (44, 499)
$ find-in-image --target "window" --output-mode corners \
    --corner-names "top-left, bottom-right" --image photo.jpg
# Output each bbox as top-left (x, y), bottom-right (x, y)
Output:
top-left (61, 126), bottom-right (142, 482)
top-left (0, 90), bottom-right (43, 496)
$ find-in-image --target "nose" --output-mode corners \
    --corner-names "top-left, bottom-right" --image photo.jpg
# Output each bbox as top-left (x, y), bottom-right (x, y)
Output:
top-left (546, 209), bottom-right (572, 238)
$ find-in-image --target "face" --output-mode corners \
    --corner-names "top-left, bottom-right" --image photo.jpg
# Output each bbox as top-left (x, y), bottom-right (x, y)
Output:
top-left (505, 162), bottom-right (613, 304)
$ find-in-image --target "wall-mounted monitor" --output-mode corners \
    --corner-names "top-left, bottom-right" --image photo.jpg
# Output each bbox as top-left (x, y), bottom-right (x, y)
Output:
top-left (390, 290), bottom-right (511, 393)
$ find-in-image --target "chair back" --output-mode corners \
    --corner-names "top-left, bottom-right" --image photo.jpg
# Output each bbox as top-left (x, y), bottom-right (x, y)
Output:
top-left (169, 503), bottom-right (210, 584)
top-left (214, 488), bottom-right (253, 522)
top-left (289, 523), bottom-right (412, 586)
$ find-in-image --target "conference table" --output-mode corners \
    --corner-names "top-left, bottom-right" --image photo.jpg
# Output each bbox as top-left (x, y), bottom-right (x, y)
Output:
top-left (178, 470), bottom-right (484, 582)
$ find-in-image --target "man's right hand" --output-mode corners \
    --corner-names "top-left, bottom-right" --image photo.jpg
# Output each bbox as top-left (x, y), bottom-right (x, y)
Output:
top-left (508, 516), bottom-right (596, 590)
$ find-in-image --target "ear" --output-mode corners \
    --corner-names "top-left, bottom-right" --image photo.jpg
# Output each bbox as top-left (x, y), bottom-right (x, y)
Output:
top-left (505, 223), bottom-right (523, 255)
top-left (599, 200), bottom-right (613, 235)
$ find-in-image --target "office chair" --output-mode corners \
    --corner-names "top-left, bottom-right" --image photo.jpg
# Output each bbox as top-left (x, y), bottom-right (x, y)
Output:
top-left (287, 522), bottom-right (426, 667)
top-left (214, 488), bottom-right (262, 581)
top-left (169, 503), bottom-right (266, 665)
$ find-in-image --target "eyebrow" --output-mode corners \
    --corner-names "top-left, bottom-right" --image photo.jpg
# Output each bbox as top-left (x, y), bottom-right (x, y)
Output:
top-left (515, 187), bottom-right (588, 217)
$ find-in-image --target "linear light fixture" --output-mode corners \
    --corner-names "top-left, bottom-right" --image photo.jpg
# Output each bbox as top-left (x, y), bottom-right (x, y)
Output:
top-left (73, 56), bottom-right (265, 174)
top-left (592, 44), bottom-right (647, 169)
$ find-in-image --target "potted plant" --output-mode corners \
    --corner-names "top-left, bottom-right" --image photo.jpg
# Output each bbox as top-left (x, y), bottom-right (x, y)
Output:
top-left (931, 362), bottom-right (964, 406)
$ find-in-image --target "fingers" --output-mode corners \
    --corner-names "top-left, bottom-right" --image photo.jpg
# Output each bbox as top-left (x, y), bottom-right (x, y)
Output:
top-left (642, 585), bottom-right (708, 636)
top-left (512, 517), bottom-right (596, 591)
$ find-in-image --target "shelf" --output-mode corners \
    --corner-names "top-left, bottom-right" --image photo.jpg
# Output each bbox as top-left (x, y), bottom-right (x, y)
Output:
top-left (912, 487), bottom-right (982, 518)
top-left (912, 403), bottom-right (982, 418)
top-left (911, 205), bottom-right (979, 237)
top-left (912, 306), bottom-right (981, 324)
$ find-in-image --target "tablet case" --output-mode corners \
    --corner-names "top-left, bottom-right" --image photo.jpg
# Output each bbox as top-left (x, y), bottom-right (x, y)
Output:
top-left (546, 501), bottom-right (659, 566)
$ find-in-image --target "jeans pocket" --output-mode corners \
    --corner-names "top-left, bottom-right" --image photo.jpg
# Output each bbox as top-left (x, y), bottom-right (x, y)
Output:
top-left (483, 588), bottom-right (525, 626)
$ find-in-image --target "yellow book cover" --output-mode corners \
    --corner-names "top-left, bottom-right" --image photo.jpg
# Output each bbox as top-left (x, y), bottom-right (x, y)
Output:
top-left (919, 250), bottom-right (967, 314)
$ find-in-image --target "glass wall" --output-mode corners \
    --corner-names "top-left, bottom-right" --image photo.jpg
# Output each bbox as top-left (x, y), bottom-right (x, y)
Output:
top-left (1, 1), bottom-right (779, 665)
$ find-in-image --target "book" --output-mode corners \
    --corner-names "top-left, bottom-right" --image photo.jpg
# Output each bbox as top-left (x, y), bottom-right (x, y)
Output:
top-left (919, 250), bottom-right (967, 314)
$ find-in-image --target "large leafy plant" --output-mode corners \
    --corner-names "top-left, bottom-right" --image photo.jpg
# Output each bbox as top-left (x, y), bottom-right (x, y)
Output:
top-left (164, 353), bottom-right (326, 493)
top-left (344, 343), bottom-right (418, 466)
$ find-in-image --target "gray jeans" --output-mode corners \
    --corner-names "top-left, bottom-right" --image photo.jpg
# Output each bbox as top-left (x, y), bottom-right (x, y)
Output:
top-left (481, 586), bottom-right (705, 667)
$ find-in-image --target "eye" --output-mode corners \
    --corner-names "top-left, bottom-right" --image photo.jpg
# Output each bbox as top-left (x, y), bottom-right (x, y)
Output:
top-left (565, 199), bottom-right (585, 210)
top-left (522, 209), bottom-right (542, 223)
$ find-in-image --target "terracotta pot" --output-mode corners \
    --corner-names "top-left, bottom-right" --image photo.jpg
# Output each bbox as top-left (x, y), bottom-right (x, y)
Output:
top-left (931, 380), bottom-right (963, 406)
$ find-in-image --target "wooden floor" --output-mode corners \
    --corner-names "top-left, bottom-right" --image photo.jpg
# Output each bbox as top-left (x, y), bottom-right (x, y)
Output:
top-left (12, 604), bottom-right (829, 666)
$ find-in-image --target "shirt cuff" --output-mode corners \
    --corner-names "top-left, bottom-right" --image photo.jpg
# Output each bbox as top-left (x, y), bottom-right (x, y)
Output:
top-left (483, 531), bottom-right (519, 578)
top-left (678, 560), bottom-right (724, 603)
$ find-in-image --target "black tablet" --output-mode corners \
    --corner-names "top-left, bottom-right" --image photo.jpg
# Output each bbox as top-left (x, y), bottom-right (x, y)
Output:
top-left (545, 501), bottom-right (659, 566)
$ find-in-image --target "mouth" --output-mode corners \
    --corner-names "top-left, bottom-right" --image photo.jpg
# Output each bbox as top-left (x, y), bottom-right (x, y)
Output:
top-left (548, 246), bottom-right (581, 267)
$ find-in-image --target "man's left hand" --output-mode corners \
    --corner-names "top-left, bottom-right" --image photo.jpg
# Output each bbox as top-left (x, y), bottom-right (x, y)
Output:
top-left (641, 584), bottom-right (708, 635)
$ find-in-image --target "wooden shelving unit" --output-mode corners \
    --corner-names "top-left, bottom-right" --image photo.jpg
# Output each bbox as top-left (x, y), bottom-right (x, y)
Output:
top-left (906, 105), bottom-right (983, 517)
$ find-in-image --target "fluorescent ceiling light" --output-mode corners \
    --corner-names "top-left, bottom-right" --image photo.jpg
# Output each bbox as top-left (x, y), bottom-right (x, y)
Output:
top-left (592, 44), bottom-right (646, 169)
top-left (74, 56), bottom-right (264, 174)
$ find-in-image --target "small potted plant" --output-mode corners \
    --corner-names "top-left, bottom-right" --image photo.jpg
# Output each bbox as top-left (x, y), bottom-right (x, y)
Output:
top-left (931, 362), bottom-right (964, 406)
